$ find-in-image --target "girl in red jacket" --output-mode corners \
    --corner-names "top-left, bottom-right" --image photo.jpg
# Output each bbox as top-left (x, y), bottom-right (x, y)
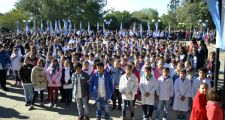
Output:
top-left (206, 88), bottom-right (224, 120)
top-left (190, 83), bottom-right (208, 120)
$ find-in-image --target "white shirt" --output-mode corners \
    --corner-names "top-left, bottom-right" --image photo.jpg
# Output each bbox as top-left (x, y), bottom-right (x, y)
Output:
top-left (140, 75), bottom-right (158, 105)
top-left (157, 76), bottom-right (174, 100)
top-left (98, 74), bottom-right (106, 98)
top-left (119, 74), bottom-right (138, 100)
top-left (11, 54), bottom-right (22, 70)
top-left (76, 74), bottom-right (82, 98)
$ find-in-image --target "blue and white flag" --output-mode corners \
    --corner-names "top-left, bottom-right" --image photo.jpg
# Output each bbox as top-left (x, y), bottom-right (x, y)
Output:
top-left (87, 21), bottom-right (90, 33)
top-left (50, 21), bottom-right (53, 34)
top-left (133, 22), bottom-right (136, 32)
top-left (58, 20), bottom-right (62, 33)
top-left (206, 0), bottom-right (223, 49)
top-left (55, 20), bottom-right (59, 33)
top-left (46, 21), bottom-right (49, 32)
top-left (63, 19), bottom-right (68, 35)
top-left (25, 20), bottom-right (29, 34)
top-left (33, 19), bottom-right (36, 33)
top-left (147, 21), bottom-right (150, 33)
top-left (155, 22), bottom-right (159, 33)
top-left (97, 22), bottom-right (99, 31)
top-left (68, 19), bottom-right (72, 34)
top-left (120, 22), bottom-right (123, 32)
top-left (139, 23), bottom-right (143, 37)
top-left (40, 17), bottom-right (44, 33)
top-left (74, 23), bottom-right (76, 33)
top-left (16, 21), bottom-right (20, 33)
top-left (103, 22), bottom-right (105, 32)
top-left (80, 21), bottom-right (82, 31)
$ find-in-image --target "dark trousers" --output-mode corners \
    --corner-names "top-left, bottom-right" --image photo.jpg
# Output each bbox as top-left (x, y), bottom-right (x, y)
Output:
top-left (33, 90), bottom-right (44, 103)
top-left (48, 87), bottom-right (59, 103)
top-left (0, 70), bottom-right (7, 89)
top-left (122, 99), bottom-right (134, 118)
top-left (62, 89), bottom-right (72, 104)
top-left (111, 89), bottom-right (122, 108)
top-left (60, 87), bottom-right (66, 102)
top-left (142, 105), bottom-right (154, 118)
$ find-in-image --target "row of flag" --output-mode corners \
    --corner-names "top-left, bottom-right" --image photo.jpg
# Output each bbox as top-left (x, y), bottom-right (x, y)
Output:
top-left (16, 18), bottom-right (163, 35)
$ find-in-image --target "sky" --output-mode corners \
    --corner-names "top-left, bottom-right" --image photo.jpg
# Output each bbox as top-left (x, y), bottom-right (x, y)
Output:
top-left (0, 0), bottom-right (169, 16)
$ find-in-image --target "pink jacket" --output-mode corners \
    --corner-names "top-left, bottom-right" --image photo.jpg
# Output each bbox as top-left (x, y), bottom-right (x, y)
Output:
top-left (206, 101), bottom-right (224, 120)
top-left (46, 66), bottom-right (62, 87)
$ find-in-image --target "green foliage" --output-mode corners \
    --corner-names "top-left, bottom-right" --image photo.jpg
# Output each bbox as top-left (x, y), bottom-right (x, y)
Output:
top-left (15, 0), bottom-right (106, 27)
top-left (0, 9), bottom-right (30, 31)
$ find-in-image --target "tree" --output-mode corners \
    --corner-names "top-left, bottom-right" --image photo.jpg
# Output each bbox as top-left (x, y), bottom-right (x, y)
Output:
top-left (0, 9), bottom-right (30, 31)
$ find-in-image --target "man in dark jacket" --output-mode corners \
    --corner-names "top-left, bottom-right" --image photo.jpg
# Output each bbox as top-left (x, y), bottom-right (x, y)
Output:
top-left (0, 44), bottom-right (11, 91)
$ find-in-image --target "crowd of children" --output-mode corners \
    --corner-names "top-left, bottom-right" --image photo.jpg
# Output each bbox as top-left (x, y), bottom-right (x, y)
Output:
top-left (0, 31), bottom-right (224, 120)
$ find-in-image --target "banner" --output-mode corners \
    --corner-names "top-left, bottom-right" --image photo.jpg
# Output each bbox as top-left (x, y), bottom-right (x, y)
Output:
top-left (46, 21), bottom-right (49, 32)
top-left (50, 21), bottom-right (53, 35)
top-left (87, 21), bottom-right (90, 33)
top-left (80, 21), bottom-right (82, 31)
top-left (74, 23), bottom-right (76, 33)
top-left (58, 20), bottom-right (62, 33)
top-left (155, 22), bottom-right (159, 33)
top-left (55, 20), bottom-right (59, 33)
top-left (33, 19), bottom-right (36, 33)
top-left (63, 19), bottom-right (68, 35)
top-left (139, 23), bottom-right (143, 37)
top-left (206, 0), bottom-right (223, 49)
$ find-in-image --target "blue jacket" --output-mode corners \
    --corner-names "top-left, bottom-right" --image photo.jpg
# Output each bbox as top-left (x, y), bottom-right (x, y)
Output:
top-left (111, 67), bottom-right (124, 85)
top-left (89, 71), bottom-right (113, 100)
top-left (0, 50), bottom-right (11, 69)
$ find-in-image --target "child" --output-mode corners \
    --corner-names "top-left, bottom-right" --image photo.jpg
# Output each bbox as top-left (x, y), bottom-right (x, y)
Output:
top-left (206, 88), bottom-right (224, 120)
top-left (10, 48), bottom-right (23, 86)
top-left (139, 66), bottom-right (158, 120)
top-left (156, 67), bottom-right (173, 120)
top-left (119, 65), bottom-right (138, 120)
top-left (173, 69), bottom-right (192, 120)
top-left (19, 57), bottom-right (34, 108)
top-left (61, 60), bottom-right (73, 105)
top-left (46, 58), bottom-right (62, 107)
top-left (31, 59), bottom-right (47, 106)
top-left (190, 83), bottom-right (208, 120)
top-left (192, 68), bottom-right (211, 99)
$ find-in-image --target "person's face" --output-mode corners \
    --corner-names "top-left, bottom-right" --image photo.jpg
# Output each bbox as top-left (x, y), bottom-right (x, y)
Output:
top-left (83, 63), bottom-right (89, 69)
top-left (162, 69), bottom-right (169, 78)
top-left (76, 67), bottom-right (82, 74)
top-left (52, 60), bottom-right (57, 65)
top-left (64, 62), bottom-right (70, 68)
top-left (199, 71), bottom-right (206, 79)
top-left (126, 67), bottom-right (132, 75)
top-left (180, 72), bottom-right (186, 80)
top-left (114, 61), bottom-right (120, 68)
top-left (144, 69), bottom-right (151, 76)
top-left (97, 66), bottom-right (104, 74)
top-left (24, 58), bottom-right (30, 64)
top-left (37, 61), bottom-right (43, 67)
top-left (198, 84), bottom-right (208, 94)
top-left (158, 62), bottom-right (164, 69)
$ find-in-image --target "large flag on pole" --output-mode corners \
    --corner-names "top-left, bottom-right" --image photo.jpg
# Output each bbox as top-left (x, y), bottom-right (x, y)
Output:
top-left (206, 0), bottom-right (223, 49)
top-left (33, 19), bottom-right (36, 33)
top-left (50, 21), bottom-right (53, 35)
top-left (55, 20), bottom-right (59, 33)
top-left (63, 19), bottom-right (68, 35)
top-left (46, 21), bottom-right (49, 32)
top-left (97, 22), bottom-right (99, 31)
top-left (120, 22), bottom-right (123, 32)
top-left (16, 21), bottom-right (20, 33)
top-left (68, 19), bottom-right (72, 34)
top-left (25, 20), bottom-right (29, 34)
top-left (139, 23), bottom-right (143, 37)
top-left (80, 21), bottom-right (82, 31)
top-left (74, 23), bottom-right (76, 33)
top-left (133, 22), bottom-right (136, 32)
top-left (41, 17), bottom-right (43, 33)
top-left (147, 21), bottom-right (150, 33)
top-left (58, 20), bottom-right (62, 33)
top-left (87, 21), bottom-right (90, 33)
top-left (155, 22), bottom-right (159, 33)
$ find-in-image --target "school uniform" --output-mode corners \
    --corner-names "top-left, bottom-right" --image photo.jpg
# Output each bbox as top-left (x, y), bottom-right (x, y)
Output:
top-left (61, 67), bottom-right (73, 104)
